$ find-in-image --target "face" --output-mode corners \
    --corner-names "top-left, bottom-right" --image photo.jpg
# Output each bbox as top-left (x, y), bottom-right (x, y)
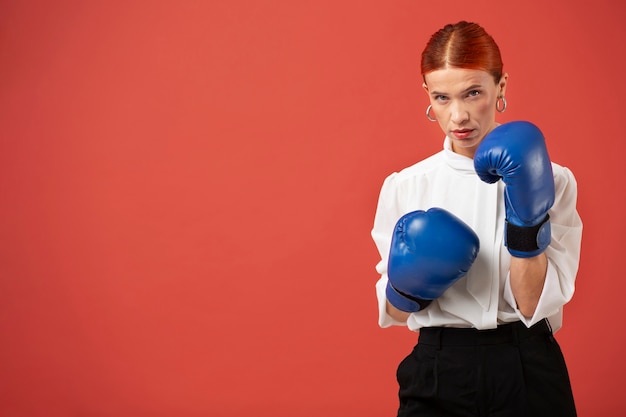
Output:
top-left (423, 68), bottom-right (507, 158)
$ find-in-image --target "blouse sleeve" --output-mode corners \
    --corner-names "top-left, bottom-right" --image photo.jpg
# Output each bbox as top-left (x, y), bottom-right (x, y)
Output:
top-left (503, 165), bottom-right (583, 329)
top-left (371, 173), bottom-right (409, 328)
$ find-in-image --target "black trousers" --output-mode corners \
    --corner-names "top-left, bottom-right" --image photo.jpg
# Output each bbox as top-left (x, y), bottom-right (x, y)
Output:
top-left (396, 320), bottom-right (577, 417)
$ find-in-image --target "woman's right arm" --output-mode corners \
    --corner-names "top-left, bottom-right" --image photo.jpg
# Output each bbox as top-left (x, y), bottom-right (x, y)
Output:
top-left (373, 173), bottom-right (412, 327)
top-left (386, 301), bottom-right (411, 322)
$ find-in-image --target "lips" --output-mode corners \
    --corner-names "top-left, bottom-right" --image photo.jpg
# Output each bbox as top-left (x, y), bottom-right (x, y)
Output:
top-left (452, 129), bottom-right (474, 139)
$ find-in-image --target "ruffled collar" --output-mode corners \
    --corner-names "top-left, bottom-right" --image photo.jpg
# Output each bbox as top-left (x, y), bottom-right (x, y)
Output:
top-left (442, 136), bottom-right (476, 174)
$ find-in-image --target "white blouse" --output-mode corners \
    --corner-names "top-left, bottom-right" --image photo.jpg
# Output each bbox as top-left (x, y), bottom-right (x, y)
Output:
top-left (372, 137), bottom-right (583, 332)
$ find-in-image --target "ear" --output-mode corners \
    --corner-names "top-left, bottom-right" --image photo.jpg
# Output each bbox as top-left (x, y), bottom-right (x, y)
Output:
top-left (498, 73), bottom-right (509, 97)
top-left (422, 82), bottom-right (431, 99)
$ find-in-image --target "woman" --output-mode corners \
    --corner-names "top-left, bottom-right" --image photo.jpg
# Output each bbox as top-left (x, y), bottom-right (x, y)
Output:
top-left (371, 21), bottom-right (582, 416)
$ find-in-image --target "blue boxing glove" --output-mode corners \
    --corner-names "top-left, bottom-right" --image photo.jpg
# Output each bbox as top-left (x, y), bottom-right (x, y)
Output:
top-left (386, 208), bottom-right (480, 312)
top-left (474, 121), bottom-right (555, 258)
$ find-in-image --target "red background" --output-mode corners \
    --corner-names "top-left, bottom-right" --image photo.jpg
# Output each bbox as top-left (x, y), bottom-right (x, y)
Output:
top-left (1, 1), bottom-right (624, 416)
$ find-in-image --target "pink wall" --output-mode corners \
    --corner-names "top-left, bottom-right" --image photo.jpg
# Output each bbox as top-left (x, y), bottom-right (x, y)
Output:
top-left (1, 1), bottom-right (624, 415)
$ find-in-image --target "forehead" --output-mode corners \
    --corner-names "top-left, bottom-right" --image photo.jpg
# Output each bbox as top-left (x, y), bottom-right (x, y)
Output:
top-left (424, 68), bottom-right (495, 93)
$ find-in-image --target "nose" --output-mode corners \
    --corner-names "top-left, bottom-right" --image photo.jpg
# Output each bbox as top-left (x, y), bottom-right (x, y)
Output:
top-left (450, 100), bottom-right (469, 125)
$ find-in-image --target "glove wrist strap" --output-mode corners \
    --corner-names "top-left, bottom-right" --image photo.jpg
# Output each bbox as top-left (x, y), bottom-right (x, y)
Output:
top-left (505, 214), bottom-right (551, 257)
top-left (386, 282), bottom-right (433, 312)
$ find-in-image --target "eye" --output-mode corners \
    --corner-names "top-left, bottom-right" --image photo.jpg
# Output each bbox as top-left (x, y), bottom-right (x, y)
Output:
top-left (434, 95), bottom-right (448, 102)
top-left (467, 90), bottom-right (481, 97)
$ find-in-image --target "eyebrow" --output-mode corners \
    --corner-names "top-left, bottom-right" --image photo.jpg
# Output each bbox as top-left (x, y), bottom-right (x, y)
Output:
top-left (429, 84), bottom-right (484, 96)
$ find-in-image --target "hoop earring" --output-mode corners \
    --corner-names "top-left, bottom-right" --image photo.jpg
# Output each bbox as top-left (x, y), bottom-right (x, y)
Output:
top-left (426, 105), bottom-right (437, 122)
top-left (496, 96), bottom-right (507, 113)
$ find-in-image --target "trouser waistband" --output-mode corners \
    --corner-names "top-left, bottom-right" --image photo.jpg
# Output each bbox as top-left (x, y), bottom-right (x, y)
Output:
top-left (418, 319), bottom-right (552, 347)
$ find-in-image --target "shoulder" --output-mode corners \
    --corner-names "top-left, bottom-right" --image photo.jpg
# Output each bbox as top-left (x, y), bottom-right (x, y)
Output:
top-left (550, 162), bottom-right (580, 216)
top-left (551, 162), bottom-right (578, 190)
top-left (385, 151), bottom-right (445, 185)
top-left (376, 151), bottom-right (445, 212)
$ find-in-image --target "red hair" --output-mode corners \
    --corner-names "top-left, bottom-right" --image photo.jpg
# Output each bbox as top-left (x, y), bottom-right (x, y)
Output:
top-left (421, 21), bottom-right (503, 84)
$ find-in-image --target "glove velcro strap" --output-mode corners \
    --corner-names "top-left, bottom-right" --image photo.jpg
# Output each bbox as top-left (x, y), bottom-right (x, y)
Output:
top-left (386, 281), bottom-right (432, 313)
top-left (505, 214), bottom-right (551, 257)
